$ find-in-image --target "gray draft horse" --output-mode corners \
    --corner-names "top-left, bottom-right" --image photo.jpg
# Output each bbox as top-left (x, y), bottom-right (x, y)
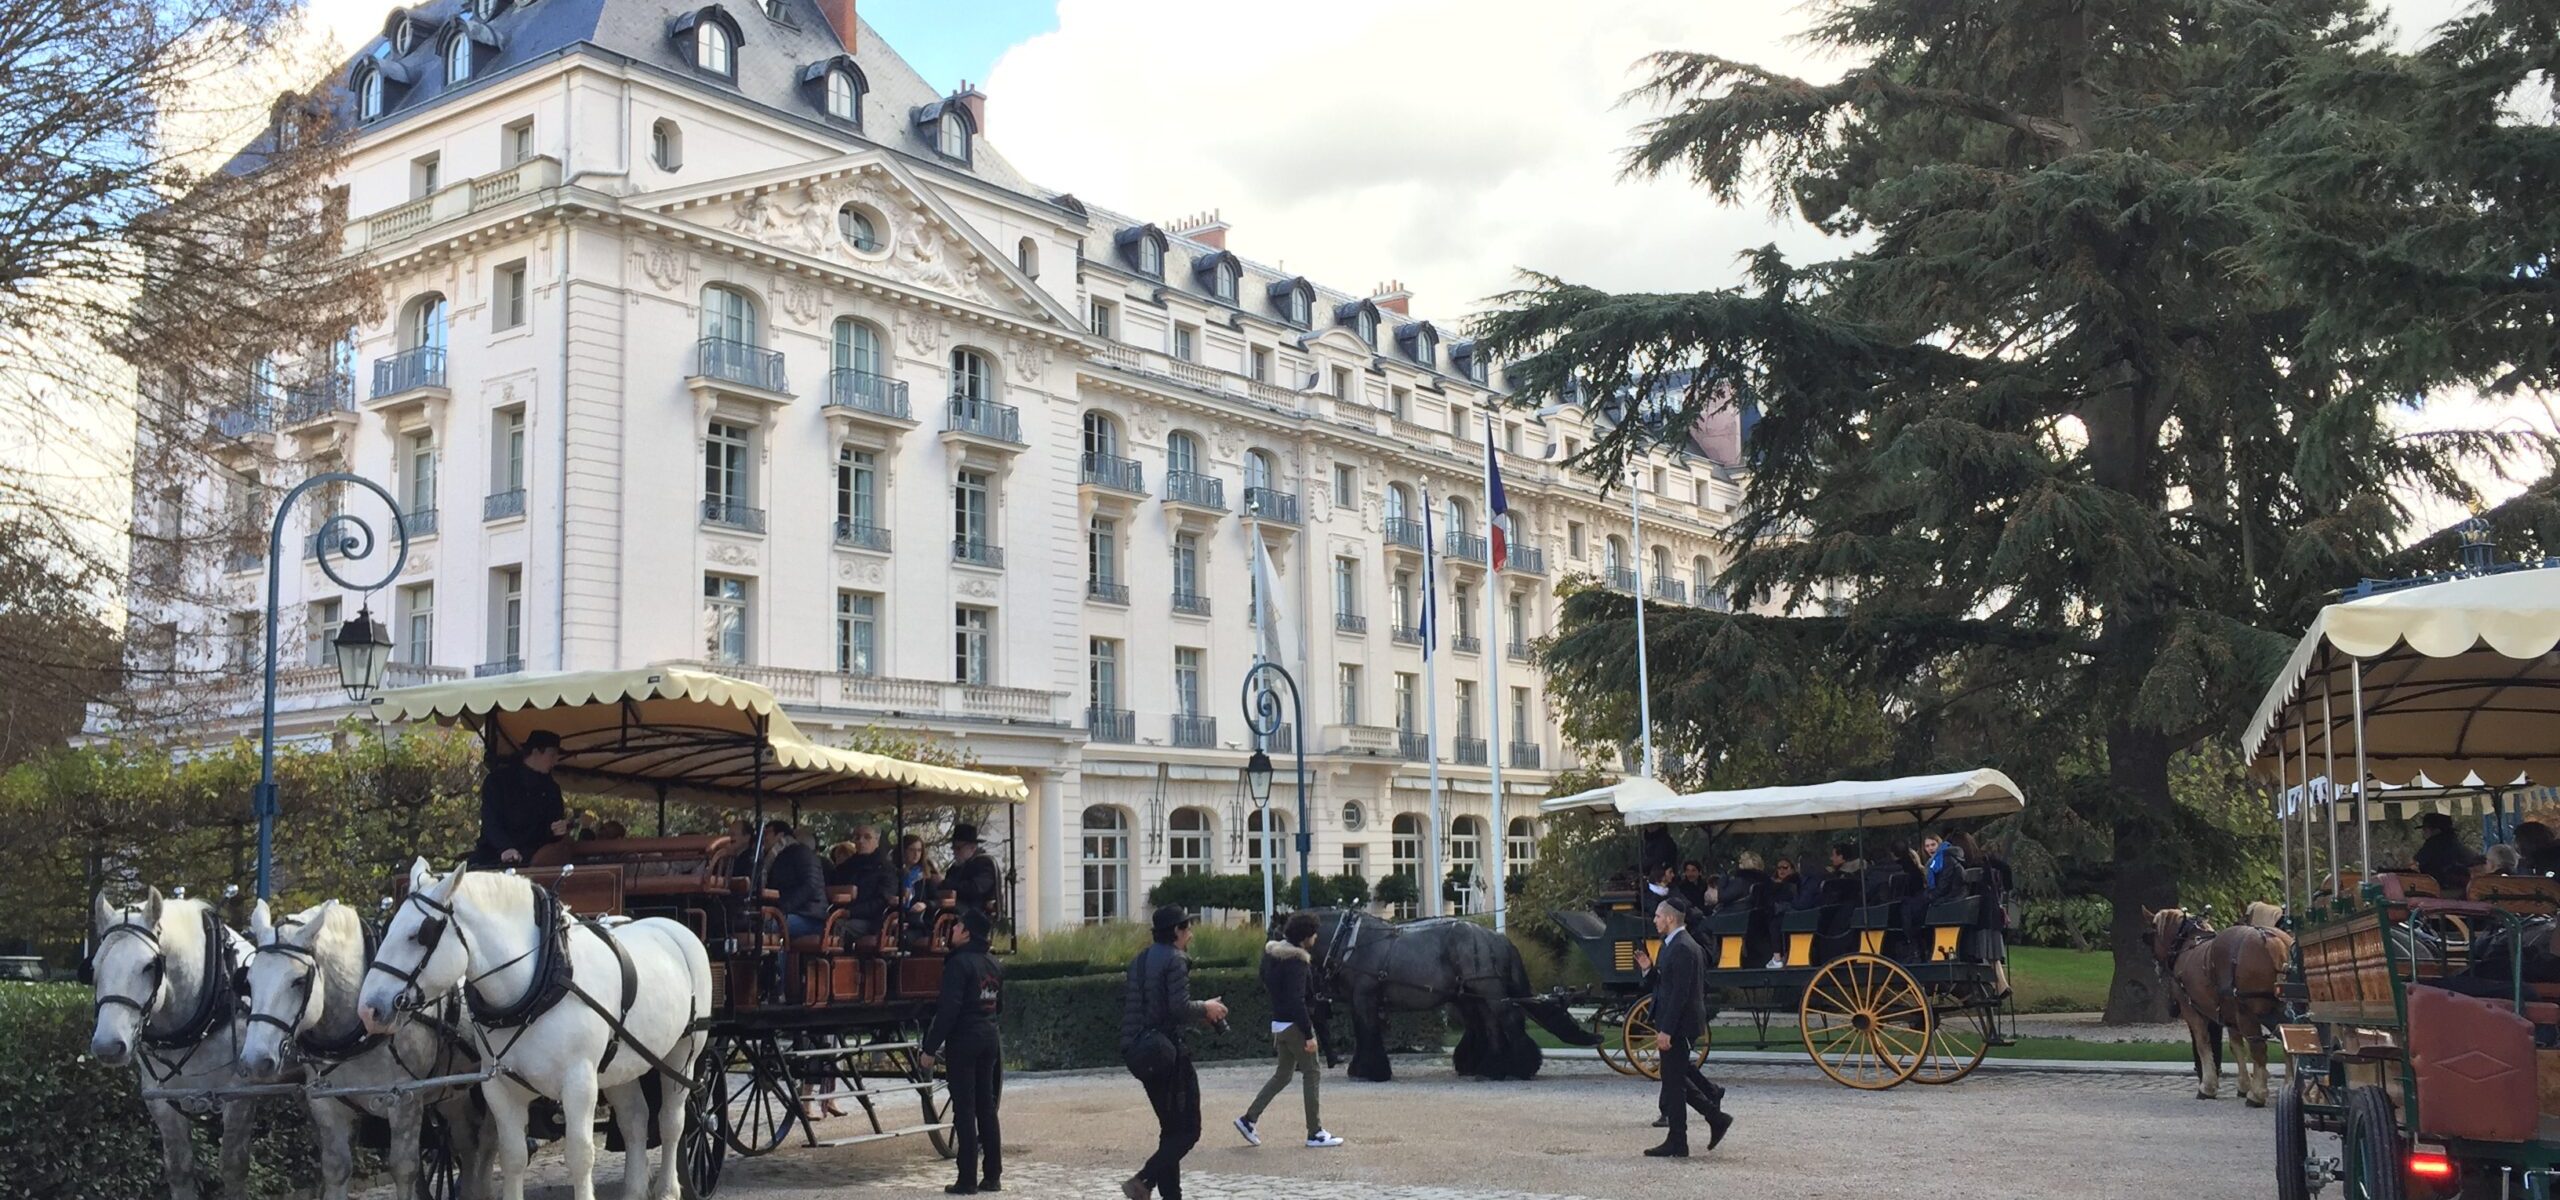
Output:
top-left (1294, 907), bottom-right (1597, 1082)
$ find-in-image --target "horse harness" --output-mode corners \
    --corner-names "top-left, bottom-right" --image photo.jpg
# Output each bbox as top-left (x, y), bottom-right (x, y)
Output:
top-left (2153, 915), bottom-right (2212, 1019)
top-left (86, 907), bottom-right (241, 1084)
top-left (1321, 911), bottom-right (1508, 1004)
top-left (372, 882), bottom-right (693, 1093)
top-left (247, 913), bottom-right (387, 1065)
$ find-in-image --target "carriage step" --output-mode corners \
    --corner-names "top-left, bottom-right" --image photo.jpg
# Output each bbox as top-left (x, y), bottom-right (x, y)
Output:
top-left (798, 1081), bottom-right (946, 1104)
top-left (806, 1121), bottom-right (952, 1149)
top-left (776, 1041), bottom-right (922, 1057)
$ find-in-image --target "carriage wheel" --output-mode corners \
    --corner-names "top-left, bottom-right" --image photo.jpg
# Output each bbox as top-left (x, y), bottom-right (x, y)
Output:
top-left (1594, 1006), bottom-right (1638, 1077)
top-left (903, 1032), bottom-right (957, 1160)
top-left (1910, 1002), bottom-right (1993, 1085)
top-left (681, 1044), bottom-right (728, 1199)
top-left (414, 1110), bottom-right (460, 1200)
top-left (1799, 954), bottom-right (1930, 1090)
top-left (2275, 1074), bottom-right (2317, 1200)
top-left (715, 1037), bottom-right (798, 1157)
top-left (2341, 1086), bottom-right (2404, 1200)
top-left (1620, 996), bottom-right (1712, 1081)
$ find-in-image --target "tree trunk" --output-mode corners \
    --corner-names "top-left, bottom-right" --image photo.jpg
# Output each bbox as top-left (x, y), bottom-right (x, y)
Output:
top-left (2103, 723), bottom-right (2180, 1024)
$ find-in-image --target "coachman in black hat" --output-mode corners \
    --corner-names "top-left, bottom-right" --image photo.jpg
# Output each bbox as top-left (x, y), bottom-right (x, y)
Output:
top-left (468, 729), bottom-right (566, 867)
top-left (945, 821), bottom-right (1003, 921)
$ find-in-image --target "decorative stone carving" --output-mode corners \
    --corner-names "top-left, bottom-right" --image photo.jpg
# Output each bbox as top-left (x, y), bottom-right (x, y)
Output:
top-left (957, 576), bottom-right (997, 599)
top-left (886, 214), bottom-right (993, 304)
top-left (403, 551), bottom-right (433, 576)
top-left (1005, 337), bottom-right (1054, 384)
top-left (1212, 427), bottom-right (1242, 461)
top-left (637, 243), bottom-right (687, 292)
top-left (705, 540), bottom-right (759, 568)
top-left (776, 278), bottom-right (826, 325)
top-left (1131, 410), bottom-right (1167, 444)
top-left (724, 193), bottom-right (785, 241)
top-left (836, 557), bottom-right (885, 584)
top-left (897, 309), bottom-right (949, 357)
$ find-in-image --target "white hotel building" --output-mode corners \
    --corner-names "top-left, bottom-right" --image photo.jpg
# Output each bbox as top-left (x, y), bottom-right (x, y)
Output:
top-left (120, 0), bottom-right (1751, 930)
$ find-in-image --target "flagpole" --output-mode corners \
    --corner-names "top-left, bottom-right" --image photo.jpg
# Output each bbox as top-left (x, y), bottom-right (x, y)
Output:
top-left (1484, 419), bottom-right (1509, 932)
top-left (1421, 485), bottom-right (1444, 918)
top-left (1629, 464), bottom-right (1655, 780)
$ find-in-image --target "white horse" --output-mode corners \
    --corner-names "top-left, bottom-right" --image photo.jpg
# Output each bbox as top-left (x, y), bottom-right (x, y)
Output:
top-left (241, 899), bottom-right (496, 1200)
top-left (357, 861), bottom-right (712, 1200)
top-left (85, 889), bottom-right (262, 1200)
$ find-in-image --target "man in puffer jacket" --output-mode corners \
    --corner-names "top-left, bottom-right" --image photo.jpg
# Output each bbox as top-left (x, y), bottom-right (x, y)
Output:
top-left (1233, 912), bottom-right (1344, 1149)
top-left (1117, 906), bottom-right (1228, 1200)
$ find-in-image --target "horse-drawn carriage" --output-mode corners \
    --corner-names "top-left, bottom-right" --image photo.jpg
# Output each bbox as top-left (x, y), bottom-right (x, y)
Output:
top-left (1541, 769), bottom-right (2024, 1090)
top-left (94, 665), bottom-right (1026, 1200)
top-left (2246, 565), bottom-right (2560, 1200)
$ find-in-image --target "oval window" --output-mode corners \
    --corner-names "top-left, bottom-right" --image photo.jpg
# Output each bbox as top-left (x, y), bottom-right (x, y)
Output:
top-left (838, 204), bottom-right (883, 253)
top-left (1340, 801), bottom-right (1365, 832)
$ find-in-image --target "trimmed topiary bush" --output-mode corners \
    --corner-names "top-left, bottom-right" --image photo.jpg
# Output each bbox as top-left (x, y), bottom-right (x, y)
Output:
top-left (998, 965), bottom-right (1444, 1072)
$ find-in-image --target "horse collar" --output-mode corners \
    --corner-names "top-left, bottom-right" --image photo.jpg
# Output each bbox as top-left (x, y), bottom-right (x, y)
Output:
top-left (466, 882), bottom-right (574, 1030)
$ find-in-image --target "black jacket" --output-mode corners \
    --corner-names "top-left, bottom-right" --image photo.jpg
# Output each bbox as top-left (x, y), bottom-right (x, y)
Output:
top-left (1119, 942), bottom-right (1203, 1055)
top-left (832, 850), bottom-right (897, 922)
top-left (1719, 868), bottom-right (1772, 914)
top-left (2414, 831), bottom-right (2474, 893)
top-left (947, 852), bottom-right (1002, 916)
top-left (1261, 941), bottom-right (1317, 1030)
top-left (768, 841), bottom-right (828, 923)
top-left (1647, 928), bottom-right (1707, 1042)
top-left (470, 762), bottom-right (564, 866)
top-left (1807, 861), bottom-right (1864, 909)
top-left (922, 941), bottom-right (1002, 1056)
top-left (1641, 828), bottom-right (1680, 880)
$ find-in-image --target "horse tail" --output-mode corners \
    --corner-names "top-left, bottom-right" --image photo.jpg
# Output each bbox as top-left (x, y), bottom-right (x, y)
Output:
top-left (1513, 997), bottom-right (1601, 1046)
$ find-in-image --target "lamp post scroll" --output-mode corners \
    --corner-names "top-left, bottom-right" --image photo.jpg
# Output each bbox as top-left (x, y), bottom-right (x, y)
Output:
top-left (1240, 661), bottom-right (1310, 912)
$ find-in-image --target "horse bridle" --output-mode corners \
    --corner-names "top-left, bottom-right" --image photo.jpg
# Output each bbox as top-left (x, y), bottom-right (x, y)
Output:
top-left (88, 918), bottom-right (168, 1024)
top-left (365, 885), bottom-right (545, 1024)
top-left (1320, 908), bottom-right (1364, 979)
top-left (245, 914), bottom-right (323, 1042)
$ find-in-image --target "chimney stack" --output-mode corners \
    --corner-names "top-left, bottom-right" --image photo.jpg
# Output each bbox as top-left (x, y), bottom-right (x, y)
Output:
top-left (814, 0), bottom-right (858, 52)
top-left (1373, 280), bottom-right (1412, 315)
top-left (1167, 209), bottom-right (1228, 250)
top-left (952, 81), bottom-right (988, 133)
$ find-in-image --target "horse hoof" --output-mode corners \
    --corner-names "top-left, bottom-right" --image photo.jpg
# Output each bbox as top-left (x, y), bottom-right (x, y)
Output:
top-left (2195, 1093), bottom-right (2215, 1101)
top-left (2247, 1098), bottom-right (2266, 1109)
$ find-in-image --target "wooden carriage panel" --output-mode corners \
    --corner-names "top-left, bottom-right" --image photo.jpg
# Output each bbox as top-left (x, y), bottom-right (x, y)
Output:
top-left (894, 954), bottom-right (945, 999)
top-left (2410, 986), bottom-right (2538, 1143)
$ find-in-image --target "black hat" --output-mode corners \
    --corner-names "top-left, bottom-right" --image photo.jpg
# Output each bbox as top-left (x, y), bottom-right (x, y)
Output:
top-left (1151, 904), bottom-right (1196, 936)
top-left (2421, 812), bottom-right (2454, 832)
top-left (522, 730), bottom-right (562, 753)
top-left (1656, 894), bottom-right (1692, 917)
top-left (951, 823), bottom-right (981, 846)
top-left (959, 907), bottom-right (994, 943)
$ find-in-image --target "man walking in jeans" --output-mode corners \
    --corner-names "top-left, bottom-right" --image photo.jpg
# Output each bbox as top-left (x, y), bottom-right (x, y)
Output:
top-left (1118, 905), bottom-right (1228, 1200)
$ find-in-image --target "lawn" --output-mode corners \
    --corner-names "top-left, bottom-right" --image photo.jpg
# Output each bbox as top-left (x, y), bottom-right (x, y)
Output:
top-left (2008, 946), bottom-right (2116, 1013)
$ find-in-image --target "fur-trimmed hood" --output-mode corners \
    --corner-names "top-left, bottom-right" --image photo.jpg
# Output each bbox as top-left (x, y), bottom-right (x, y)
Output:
top-left (1263, 940), bottom-right (1311, 962)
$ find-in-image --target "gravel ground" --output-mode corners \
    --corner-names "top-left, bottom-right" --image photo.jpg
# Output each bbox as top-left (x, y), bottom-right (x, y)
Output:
top-left (439, 1053), bottom-right (2274, 1200)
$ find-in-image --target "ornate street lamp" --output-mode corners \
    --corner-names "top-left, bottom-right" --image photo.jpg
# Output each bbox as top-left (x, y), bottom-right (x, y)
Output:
top-left (1244, 749), bottom-right (1274, 809)
top-left (252, 472), bottom-right (410, 900)
top-left (1240, 664), bottom-right (1309, 912)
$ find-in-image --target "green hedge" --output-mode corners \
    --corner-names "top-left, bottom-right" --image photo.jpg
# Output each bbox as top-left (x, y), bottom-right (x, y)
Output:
top-left (2014, 898), bottom-right (2111, 950)
top-left (1000, 966), bottom-right (1445, 1072)
top-left (0, 983), bottom-right (326, 1198)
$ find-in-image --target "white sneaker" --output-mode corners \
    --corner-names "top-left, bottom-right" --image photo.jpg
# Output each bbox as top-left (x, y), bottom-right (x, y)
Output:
top-left (1233, 1116), bottom-right (1260, 1146)
top-left (1765, 955), bottom-right (1785, 969)
top-left (1305, 1131), bottom-right (1344, 1148)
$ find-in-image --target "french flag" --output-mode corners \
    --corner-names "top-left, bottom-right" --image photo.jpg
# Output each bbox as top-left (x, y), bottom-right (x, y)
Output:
top-left (1483, 418), bottom-right (1509, 572)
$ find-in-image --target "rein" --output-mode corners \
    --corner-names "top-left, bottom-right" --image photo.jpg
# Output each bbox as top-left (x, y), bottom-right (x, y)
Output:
top-left (92, 907), bottom-right (239, 1057)
top-left (249, 916), bottom-right (386, 1063)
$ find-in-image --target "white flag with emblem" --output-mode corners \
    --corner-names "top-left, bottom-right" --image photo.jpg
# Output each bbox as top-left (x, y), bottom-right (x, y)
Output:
top-left (1251, 529), bottom-right (1288, 666)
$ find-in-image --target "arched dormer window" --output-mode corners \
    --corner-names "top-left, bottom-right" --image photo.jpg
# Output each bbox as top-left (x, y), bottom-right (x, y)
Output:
top-left (671, 8), bottom-right (743, 80)
top-left (1018, 237), bottom-right (1039, 279)
top-left (1115, 225), bottom-right (1167, 279)
top-left (474, 0), bottom-right (503, 18)
top-left (1336, 299), bottom-right (1381, 348)
top-left (1268, 277), bottom-right (1315, 328)
top-left (1449, 339), bottom-right (1487, 384)
top-left (1399, 322), bottom-right (1438, 368)
top-left (1191, 250), bottom-right (1240, 303)
top-left (385, 9), bottom-right (419, 54)
top-left (358, 68), bottom-right (387, 121)
top-left (940, 111), bottom-right (969, 158)
top-left (445, 28), bottom-right (474, 83)
top-left (799, 57), bottom-right (865, 125)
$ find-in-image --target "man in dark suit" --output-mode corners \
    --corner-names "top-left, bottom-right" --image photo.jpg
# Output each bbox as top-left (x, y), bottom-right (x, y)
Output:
top-left (1639, 896), bottom-right (1732, 1157)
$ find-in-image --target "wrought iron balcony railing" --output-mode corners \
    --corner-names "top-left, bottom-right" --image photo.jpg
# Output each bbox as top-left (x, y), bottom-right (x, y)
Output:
top-left (1396, 731), bottom-right (1430, 761)
top-left (945, 398), bottom-right (1024, 443)
top-left (1509, 544), bottom-right (1548, 575)
top-left (1243, 487), bottom-right (1299, 524)
top-left (1080, 452), bottom-right (1146, 495)
top-left (953, 537), bottom-right (1005, 568)
top-left (1455, 736), bottom-right (1489, 766)
top-left (1509, 742), bottom-right (1543, 770)
top-left (484, 488), bottom-right (526, 521)
top-left (1163, 471), bottom-right (1226, 510)
top-left (1087, 706), bottom-right (1135, 743)
top-left (475, 657), bottom-right (524, 678)
top-left (833, 518), bottom-right (892, 552)
top-left (1446, 531), bottom-right (1489, 563)
top-left (1451, 634), bottom-right (1482, 655)
top-left (1172, 591), bottom-right (1212, 617)
top-left (371, 347), bottom-right (446, 398)
top-left (1087, 578), bottom-right (1130, 605)
top-left (695, 337), bottom-right (788, 393)
top-left (1335, 613), bottom-right (1368, 634)
top-left (1171, 714), bottom-right (1217, 749)
top-left (824, 368), bottom-right (910, 420)
top-left (1390, 624), bottom-right (1423, 646)
top-left (700, 497), bottom-right (766, 533)
top-left (1384, 517), bottom-right (1428, 550)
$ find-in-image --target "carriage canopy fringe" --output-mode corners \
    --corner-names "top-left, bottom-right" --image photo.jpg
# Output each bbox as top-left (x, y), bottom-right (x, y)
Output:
top-left (2241, 569), bottom-right (2560, 788)
top-left (1540, 768), bottom-right (2024, 834)
top-left (366, 665), bottom-right (1030, 809)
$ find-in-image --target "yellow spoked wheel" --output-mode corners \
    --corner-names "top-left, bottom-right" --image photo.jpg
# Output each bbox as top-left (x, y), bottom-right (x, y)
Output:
top-left (1621, 995), bottom-right (1712, 1082)
top-left (1595, 1007), bottom-right (1638, 1076)
top-left (1911, 1001), bottom-right (1994, 1085)
top-left (1799, 954), bottom-right (1932, 1090)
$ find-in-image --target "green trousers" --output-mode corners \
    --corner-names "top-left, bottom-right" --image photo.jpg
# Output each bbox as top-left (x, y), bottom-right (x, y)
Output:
top-left (1242, 1026), bottom-right (1321, 1138)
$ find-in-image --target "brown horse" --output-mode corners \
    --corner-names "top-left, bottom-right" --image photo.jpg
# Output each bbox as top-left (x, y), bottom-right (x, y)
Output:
top-left (2148, 907), bottom-right (2294, 1106)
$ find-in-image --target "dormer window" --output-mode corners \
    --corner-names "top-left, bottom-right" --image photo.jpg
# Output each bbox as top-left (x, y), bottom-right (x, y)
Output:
top-left (1115, 225), bottom-right (1168, 279)
top-left (1400, 322), bottom-right (1438, 368)
top-left (1268, 277), bottom-right (1315, 328)
top-left (358, 69), bottom-right (386, 120)
top-left (673, 8), bottom-right (744, 80)
top-left (1192, 251), bottom-right (1240, 303)
top-left (1337, 299), bottom-right (1381, 348)
top-left (939, 110), bottom-right (970, 159)
top-left (441, 20), bottom-right (499, 86)
top-left (801, 57), bottom-right (865, 124)
top-left (351, 56), bottom-right (412, 123)
top-left (445, 31), bottom-right (473, 83)
top-left (473, 0), bottom-right (501, 20)
top-left (391, 17), bottom-right (417, 54)
top-left (1450, 339), bottom-right (1488, 385)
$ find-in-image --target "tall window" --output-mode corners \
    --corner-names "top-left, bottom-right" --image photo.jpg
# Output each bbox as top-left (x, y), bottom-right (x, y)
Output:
top-left (825, 68), bottom-right (859, 120)
top-left (1338, 664), bottom-right (1362, 724)
top-left (1392, 570), bottom-right (1414, 628)
top-left (835, 591), bottom-right (877, 676)
top-left (1455, 681), bottom-right (1477, 738)
top-left (938, 110), bottom-right (969, 159)
top-left (954, 606), bottom-right (990, 684)
top-left (1454, 582), bottom-right (1476, 640)
top-left (832, 318), bottom-right (882, 375)
top-left (1605, 536), bottom-right (1627, 575)
top-left (1357, 308), bottom-right (1379, 347)
top-left (399, 583), bottom-right (434, 666)
top-left (1250, 346), bottom-right (1271, 382)
top-left (494, 261), bottom-right (527, 330)
top-left (405, 293), bottom-right (448, 352)
top-left (950, 348), bottom-right (993, 409)
top-left (702, 575), bottom-right (747, 664)
top-left (695, 20), bottom-right (733, 76)
top-left (1389, 814), bottom-right (1422, 918)
top-left (1651, 545), bottom-right (1671, 582)
top-left (1333, 463), bottom-right (1356, 503)
top-left (1385, 484), bottom-right (1411, 524)
top-left (1136, 235), bottom-right (1163, 277)
top-left (1507, 817), bottom-right (1539, 870)
top-left (496, 407), bottom-right (526, 493)
top-left (1447, 496), bottom-right (1471, 536)
top-left (1390, 386), bottom-right (1410, 420)
top-left (1167, 431), bottom-right (1199, 477)
top-left (1330, 367), bottom-right (1351, 400)
top-left (1507, 592), bottom-right (1528, 647)
top-left (836, 446), bottom-right (877, 531)
top-left (704, 421), bottom-right (748, 509)
top-left (1692, 556), bottom-right (1714, 601)
top-left (445, 33), bottom-right (472, 84)
top-left (1212, 261), bottom-right (1239, 303)
top-left (1244, 449), bottom-right (1274, 494)
top-left (953, 470), bottom-right (989, 546)
top-left (701, 285), bottom-right (755, 344)
top-left (1088, 516), bottom-right (1118, 587)
top-left (1081, 410), bottom-right (1118, 459)
top-left (1568, 522), bottom-right (1586, 560)
top-left (1513, 685), bottom-right (1533, 736)
top-left (1017, 237), bottom-right (1039, 279)
top-left (1450, 817), bottom-right (1484, 908)
top-left (652, 119), bottom-right (682, 171)
top-left (360, 71), bottom-right (385, 121)
top-left (1081, 807), bottom-right (1128, 924)
top-left (1334, 556), bottom-right (1359, 617)
top-left (1247, 811), bottom-right (1287, 872)
top-left (1173, 647), bottom-right (1202, 716)
top-left (1088, 637), bottom-right (1119, 707)
top-left (1089, 300), bottom-right (1115, 339)
top-left (305, 598), bottom-right (343, 668)
top-left (505, 118), bottom-right (534, 165)
top-left (403, 432), bottom-right (437, 517)
top-left (492, 566), bottom-right (523, 666)
top-left (1168, 809), bottom-right (1211, 876)
top-left (1394, 672), bottom-right (1418, 733)
top-left (1172, 533), bottom-right (1200, 600)
top-left (1172, 324), bottom-right (1196, 362)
